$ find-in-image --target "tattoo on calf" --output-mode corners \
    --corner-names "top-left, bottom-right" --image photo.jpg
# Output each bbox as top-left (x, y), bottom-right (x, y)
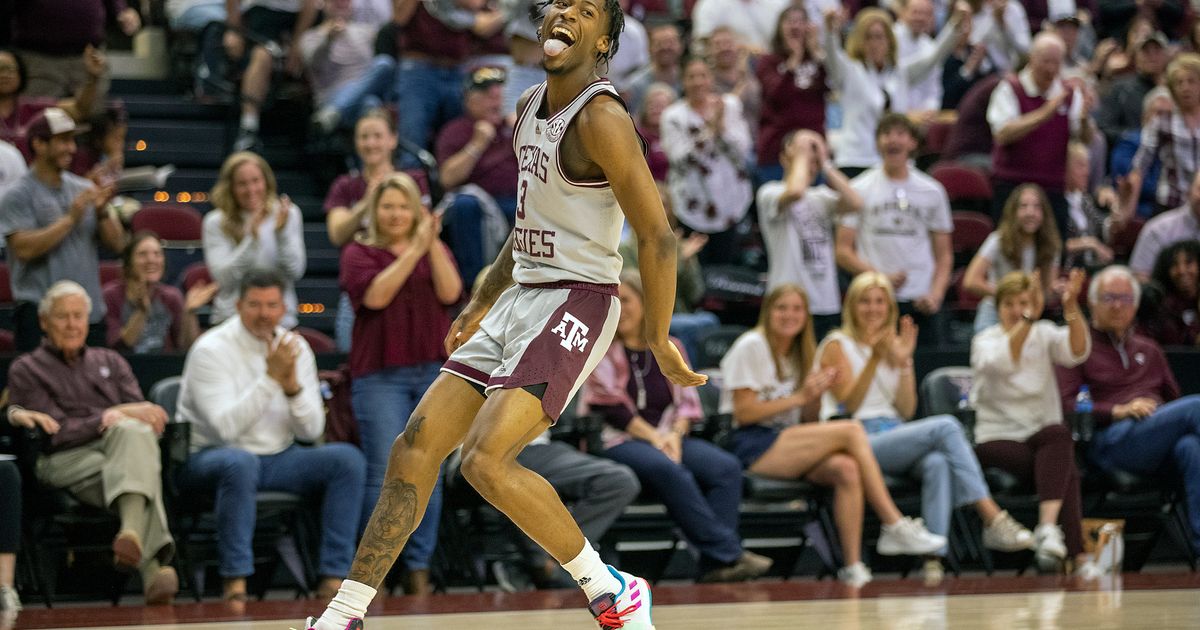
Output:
top-left (403, 414), bottom-right (425, 447)
top-left (348, 478), bottom-right (419, 587)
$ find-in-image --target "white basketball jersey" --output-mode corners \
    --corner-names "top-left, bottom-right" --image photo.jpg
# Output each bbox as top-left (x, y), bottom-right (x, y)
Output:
top-left (509, 79), bottom-right (628, 285)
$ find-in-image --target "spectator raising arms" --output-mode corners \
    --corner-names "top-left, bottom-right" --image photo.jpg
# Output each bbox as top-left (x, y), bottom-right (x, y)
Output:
top-left (822, 4), bottom-right (966, 176)
top-left (339, 173), bottom-right (461, 594)
top-left (203, 151), bottom-right (306, 329)
top-left (719, 283), bottom-right (948, 587)
top-left (963, 183), bottom-right (1061, 332)
top-left (971, 270), bottom-right (1097, 576)
top-left (104, 231), bottom-right (217, 353)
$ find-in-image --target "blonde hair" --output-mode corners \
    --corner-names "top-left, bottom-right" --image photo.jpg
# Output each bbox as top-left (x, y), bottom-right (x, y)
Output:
top-left (840, 271), bottom-right (899, 342)
top-left (1167, 53), bottom-right (1200, 105)
top-left (753, 284), bottom-right (817, 387)
top-left (845, 8), bottom-right (897, 67)
top-left (994, 271), bottom-right (1035, 308)
top-left (209, 151), bottom-right (278, 242)
top-left (357, 172), bottom-right (424, 247)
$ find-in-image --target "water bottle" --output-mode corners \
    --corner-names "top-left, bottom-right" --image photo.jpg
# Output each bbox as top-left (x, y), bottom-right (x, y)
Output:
top-left (1074, 385), bottom-right (1094, 443)
top-left (956, 390), bottom-right (976, 444)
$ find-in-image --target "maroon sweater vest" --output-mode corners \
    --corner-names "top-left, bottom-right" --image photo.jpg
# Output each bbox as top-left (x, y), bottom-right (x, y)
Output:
top-left (991, 76), bottom-right (1071, 192)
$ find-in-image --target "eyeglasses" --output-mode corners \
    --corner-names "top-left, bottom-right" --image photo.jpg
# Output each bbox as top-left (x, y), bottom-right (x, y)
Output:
top-left (1099, 293), bottom-right (1135, 306)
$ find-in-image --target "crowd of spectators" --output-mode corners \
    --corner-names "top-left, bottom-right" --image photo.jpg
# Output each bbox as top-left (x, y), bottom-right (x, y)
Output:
top-left (4, 0), bottom-right (1200, 619)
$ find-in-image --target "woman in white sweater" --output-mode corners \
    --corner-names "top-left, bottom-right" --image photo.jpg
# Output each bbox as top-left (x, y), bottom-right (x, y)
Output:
top-left (203, 151), bottom-right (307, 328)
top-left (821, 4), bottom-right (966, 175)
top-left (971, 269), bottom-right (1097, 576)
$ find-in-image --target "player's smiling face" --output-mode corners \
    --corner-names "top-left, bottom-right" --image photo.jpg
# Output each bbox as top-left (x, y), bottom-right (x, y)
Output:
top-left (541, 0), bottom-right (611, 74)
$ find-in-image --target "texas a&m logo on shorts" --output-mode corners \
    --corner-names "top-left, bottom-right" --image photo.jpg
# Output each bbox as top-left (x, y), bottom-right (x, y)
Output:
top-left (551, 312), bottom-right (590, 352)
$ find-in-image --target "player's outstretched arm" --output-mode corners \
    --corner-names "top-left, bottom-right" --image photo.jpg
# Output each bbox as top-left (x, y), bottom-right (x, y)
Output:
top-left (576, 97), bottom-right (706, 388)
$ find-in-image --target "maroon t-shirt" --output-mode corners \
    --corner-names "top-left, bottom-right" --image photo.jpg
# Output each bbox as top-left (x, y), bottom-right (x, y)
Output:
top-left (13, 0), bottom-right (126, 55)
top-left (397, 3), bottom-right (473, 62)
top-left (340, 240), bottom-right (457, 377)
top-left (755, 53), bottom-right (827, 167)
top-left (434, 116), bottom-right (518, 198)
top-left (638, 124), bottom-right (669, 182)
top-left (322, 171), bottom-right (433, 215)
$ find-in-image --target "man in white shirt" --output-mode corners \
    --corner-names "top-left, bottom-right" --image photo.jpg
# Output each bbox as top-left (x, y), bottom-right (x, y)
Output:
top-left (836, 113), bottom-right (954, 346)
top-left (757, 130), bottom-right (861, 338)
top-left (176, 269), bottom-right (366, 603)
top-left (894, 0), bottom-right (943, 112)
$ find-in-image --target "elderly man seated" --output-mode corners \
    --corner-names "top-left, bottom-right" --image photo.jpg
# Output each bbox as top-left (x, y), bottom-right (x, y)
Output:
top-left (176, 269), bottom-right (366, 603)
top-left (1056, 265), bottom-right (1200, 557)
top-left (6, 280), bottom-right (177, 604)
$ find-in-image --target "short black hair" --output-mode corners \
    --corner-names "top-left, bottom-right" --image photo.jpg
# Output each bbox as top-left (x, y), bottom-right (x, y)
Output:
top-left (239, 268), bottom-right (287, 299)
top-left (532, 0), bottom-right (624, 63)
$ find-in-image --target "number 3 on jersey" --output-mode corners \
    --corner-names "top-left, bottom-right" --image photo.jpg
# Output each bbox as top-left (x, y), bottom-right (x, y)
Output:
top-left (516, 180), bottom-right (528, 220)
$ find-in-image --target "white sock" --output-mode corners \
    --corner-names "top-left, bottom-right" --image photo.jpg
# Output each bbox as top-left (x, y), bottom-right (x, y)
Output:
top-left (313, 580), bottom-right (376, 630)
top-left (561, 539), bottom-right (622, 602)
top-left (240, 112), bottom-right (259, 132)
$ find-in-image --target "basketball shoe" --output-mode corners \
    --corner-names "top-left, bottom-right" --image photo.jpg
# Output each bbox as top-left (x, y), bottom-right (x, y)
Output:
top-left (587, 566), bottom-right (654, 630)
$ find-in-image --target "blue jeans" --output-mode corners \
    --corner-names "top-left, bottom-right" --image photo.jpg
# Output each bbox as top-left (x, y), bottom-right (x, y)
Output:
top-left (335, 292), bottom-right (354, 353)
top-left (351, 362), bottom-right (443, 569)
top-left (865, 415), bottom-right (991, 557)
top-left (605, 437), bottom-right (744, 569)
top-left (441, 193), bottom-right (517, 285)
top-left (170, 1), bottom-right (226, 31)
top-left (325, 55), bottom-right (397, 125)
top-left (394, 58), bottom-right (464, 168)
top-left (1089, 395), bottom-right (1200, 551)
top-left (181, 443), bottom-right (366, 577)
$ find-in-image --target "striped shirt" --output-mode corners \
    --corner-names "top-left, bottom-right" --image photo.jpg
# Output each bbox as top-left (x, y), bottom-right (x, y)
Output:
top-left (1131, 109), bottom-right (1200, 210)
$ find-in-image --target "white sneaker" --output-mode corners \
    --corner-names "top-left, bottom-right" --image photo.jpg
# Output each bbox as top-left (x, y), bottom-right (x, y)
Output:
top-left (1034, 524), bottom-right (1068, 572)
top-left (983, 511), bottom-right (1035, 552)
top-left (837, 562), bottom-right (873, 587)
top-left (0, 586), bottom-right (18, 612)
top-left (589, 567), bottom-right (654, 630)
top-left (877, 516), bottom-right (948, 556)
top-left (1074, 558), bottom-right (1104, 580)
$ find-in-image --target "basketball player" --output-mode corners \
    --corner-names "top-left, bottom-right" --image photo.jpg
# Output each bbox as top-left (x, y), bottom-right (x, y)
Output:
top-left (305, 1), bottom-right (705, 628)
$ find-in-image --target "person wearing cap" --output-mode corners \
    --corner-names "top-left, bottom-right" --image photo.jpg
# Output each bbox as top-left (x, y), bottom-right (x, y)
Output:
top-left (0, 107), bottom-right (126, 352)
top-left (1044, 3), bottom-right (1094, 79)
top-left (433, 65), bottom-right (518, 285)
top-left (301, 0), bottom-right (396, 135)
top-left (1096, 31), bottom-right (1169, 150)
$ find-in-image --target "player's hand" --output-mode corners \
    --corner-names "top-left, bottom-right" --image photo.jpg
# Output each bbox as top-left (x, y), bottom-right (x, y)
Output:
top-left (649, 340), bottom-right (707, 388)
top-left (445, 300), bottom-right (490, 355)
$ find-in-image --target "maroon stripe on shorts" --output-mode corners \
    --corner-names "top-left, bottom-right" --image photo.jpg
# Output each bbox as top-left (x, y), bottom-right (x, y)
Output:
top-left (500, 288), bottom-right (615, 421)
top-left (519, 281), bottom-right (618, 296)
top-left (442, 360), bottom-right (491, 386)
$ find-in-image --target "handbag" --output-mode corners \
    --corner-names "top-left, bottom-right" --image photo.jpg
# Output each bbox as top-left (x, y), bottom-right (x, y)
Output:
top-left (1082, 518), bottom-right (1125, 573)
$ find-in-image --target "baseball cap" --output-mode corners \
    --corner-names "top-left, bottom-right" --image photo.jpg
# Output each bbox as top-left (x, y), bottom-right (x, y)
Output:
top-left (1139, 31), bottom-right (1170, 50)
top-left (26, 107), bottom-right (82, 149)
top-left (1048, 0), bottom-right (1080, 25)
top-left (465, 65), bottom-right (507, 91)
